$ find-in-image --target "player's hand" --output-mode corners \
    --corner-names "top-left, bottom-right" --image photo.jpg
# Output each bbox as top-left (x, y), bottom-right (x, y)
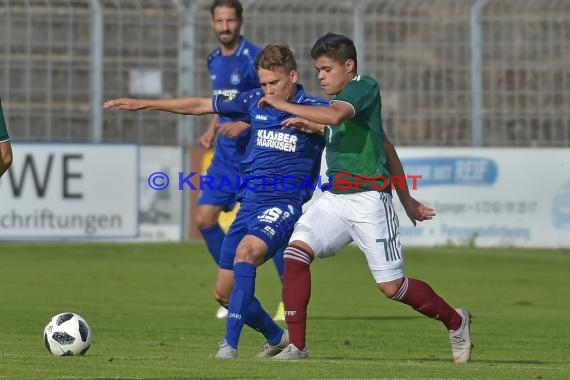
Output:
top-left (258, 94), bottom-right (287, 110)
top-left (199, 128), bottom-right (216, 148)
top-left (218, 121), bottom-right (251, 138)
top-left (282, 117), bottom-right (324, 134)
top-left (401, 196), bottom-right (436, 226)
top-left (103, 98), bottom-right (145, 111)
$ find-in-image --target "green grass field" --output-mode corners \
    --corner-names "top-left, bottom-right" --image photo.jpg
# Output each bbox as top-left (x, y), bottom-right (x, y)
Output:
top-left (0, 242), bottom-right (568, 379)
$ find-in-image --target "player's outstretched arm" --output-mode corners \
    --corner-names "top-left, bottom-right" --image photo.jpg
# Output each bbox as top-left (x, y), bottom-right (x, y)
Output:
top-left (281, 117), bottom-right (325, 134)
top-left (259, 95), bottom-right (352, 126)
top-left (218, 121), bottom-right (251, 138)
top-left (200, 115), bottom-right (219, 148)
top-left (103, 97), bottom-right (214, 116)
top-left (383, 131), bottom-right (435, 226)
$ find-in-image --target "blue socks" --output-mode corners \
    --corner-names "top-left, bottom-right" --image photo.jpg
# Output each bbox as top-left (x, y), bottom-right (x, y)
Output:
top-left (244, 297), bottom-right (283, 346)
top-left (200, 224), bottom-right (225, 264)
top-left (225, 262), bottom-right (282, 349)
top-left (225, 262), bottom-right (255, 349)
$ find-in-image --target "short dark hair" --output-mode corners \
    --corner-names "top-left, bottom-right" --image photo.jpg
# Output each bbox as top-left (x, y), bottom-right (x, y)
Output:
top-left (209, 0), bottom-right (243, 21)
top-left (255, 45), bottom-right (297, 73)
top-left (310, 33), bottom-right (357, 69)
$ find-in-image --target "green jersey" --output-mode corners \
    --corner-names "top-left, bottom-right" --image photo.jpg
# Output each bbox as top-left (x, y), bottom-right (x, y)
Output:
top-left (324, 75), bottom-right (389, 194)
top-left (0, 101), bottom-right (10, 143)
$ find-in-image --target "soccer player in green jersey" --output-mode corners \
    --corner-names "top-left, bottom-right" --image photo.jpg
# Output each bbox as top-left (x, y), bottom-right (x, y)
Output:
top-left (259, 33), bottom-right (473, 363)
top-left (0, 99), bottom-right (13, 177)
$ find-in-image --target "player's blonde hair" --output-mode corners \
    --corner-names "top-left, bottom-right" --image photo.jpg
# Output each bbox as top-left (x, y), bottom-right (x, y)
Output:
top-left (255, 45), bottom-right (297, 73)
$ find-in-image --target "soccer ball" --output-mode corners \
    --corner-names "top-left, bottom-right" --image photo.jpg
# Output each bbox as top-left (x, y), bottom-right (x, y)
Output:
top-left (44, 312), bottom-right (93, 356)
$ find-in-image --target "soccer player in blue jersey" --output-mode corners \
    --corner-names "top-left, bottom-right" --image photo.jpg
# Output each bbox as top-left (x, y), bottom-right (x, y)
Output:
top-left (104, 44), bottom-right (326, 359)
top-left (200, 0), bottom-right (286, 320)
top-left (0, 99), bottom-right (13, 177)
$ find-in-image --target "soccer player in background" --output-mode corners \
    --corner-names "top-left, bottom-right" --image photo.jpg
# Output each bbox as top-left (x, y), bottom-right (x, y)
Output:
top-left (260, 33), bottom-right (473, 363)
top-left (0, 99), bottom-right (13, 177)
top-left (104, 45), bottom-right (326, 359)
top-left (199, 0), bottom-right (285, 320)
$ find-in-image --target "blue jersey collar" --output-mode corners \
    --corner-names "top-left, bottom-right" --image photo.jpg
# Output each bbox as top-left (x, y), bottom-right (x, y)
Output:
top-left (291, 84), bottom-right (307, 104)
top-left (235, 36), bottom-right (247, 56)
top-left (213, 36), bottom-right (246, 57)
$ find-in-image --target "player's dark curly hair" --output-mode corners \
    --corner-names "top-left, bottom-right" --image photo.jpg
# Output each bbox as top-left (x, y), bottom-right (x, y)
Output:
top-left (209, 0), bottom-right (243, 21)
top-left (310, 33), bottom-right (358, 70)
top-left (255, 45), bottom-right (297, 73)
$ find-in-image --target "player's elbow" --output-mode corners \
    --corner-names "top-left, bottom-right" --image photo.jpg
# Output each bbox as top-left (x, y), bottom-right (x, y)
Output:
top-left (324, 109), bottom-right (350, 126)
top-left (325, 113), bottom-right (344, 126)
top-left (1, 152), bottom-right (12, 168)
top-left (0, 146), bottom-right (13, 172)
top-left (383, 136), bottom-right (394, 150)
top-left (181, 98), bottom-right (213, 116)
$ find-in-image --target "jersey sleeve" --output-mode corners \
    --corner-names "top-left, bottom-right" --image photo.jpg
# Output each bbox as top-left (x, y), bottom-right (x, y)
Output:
top-left (303, 97), bottom-right (329, 106)
top-left (332, 78), bottom-right (377, 116)
top-left (206, 49), bottom-right (217, 75)
top-left (212, 89), bottom-right (258, 124)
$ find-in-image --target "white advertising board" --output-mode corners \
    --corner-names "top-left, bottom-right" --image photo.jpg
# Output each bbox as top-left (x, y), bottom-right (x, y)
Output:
top-left (393, 148), bottom-right (570, 248)
top-left (0, 144), bottom-right (138, 239)
top-left (138, 146), bottom-right (184, 241)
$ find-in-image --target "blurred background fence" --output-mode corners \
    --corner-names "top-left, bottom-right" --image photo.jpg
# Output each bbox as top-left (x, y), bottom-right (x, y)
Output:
top-left (1, 0), bottom-right (569, 147)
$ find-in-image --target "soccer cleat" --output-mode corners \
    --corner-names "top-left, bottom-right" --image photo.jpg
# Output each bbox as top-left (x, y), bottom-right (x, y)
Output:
top-left (449, 308), bottom-right (473, 363)
top-left (216, 305), bottom-right (228, 319)
top-left (272, 343), bottom-right (308, 360)
top-left (214, 340), bottom-right (237, 360)
top-left (257, 329), bottom-right (289, 358)
top-left (272, 301), bottom-right (285, 321)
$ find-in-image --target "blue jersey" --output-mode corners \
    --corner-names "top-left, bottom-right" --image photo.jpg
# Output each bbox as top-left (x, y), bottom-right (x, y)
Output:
top-left (213, 85), bottom-right (326, 206)
top-left (207, 36), bottom-right (261, 169)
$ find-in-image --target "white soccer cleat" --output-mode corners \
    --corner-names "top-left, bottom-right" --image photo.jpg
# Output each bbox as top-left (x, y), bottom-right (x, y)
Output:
top-left (214, 340), bottom-right (237, 360)
top-left (272, 343), bottom-right (308, 360)
top-left (257, 329), bottom-right (289, 358)
top-left (449, 308), bottom-right (473, 363)
top-left (216, 305), bottom-right (228, 319)
top-left (272, 301), bottom-right (285, 321)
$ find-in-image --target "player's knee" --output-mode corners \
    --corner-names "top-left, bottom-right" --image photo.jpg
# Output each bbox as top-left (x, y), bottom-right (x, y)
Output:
top-left (377, 278), bottom-right (404, 299)
top-left (213, 289), bottom-right (229, 306)
top-left (283, 242), bottom-right (314, 266)
top-left (235, 245), bottom-right (263, 265)
top-left (195, 209), bottom-right (217, 229)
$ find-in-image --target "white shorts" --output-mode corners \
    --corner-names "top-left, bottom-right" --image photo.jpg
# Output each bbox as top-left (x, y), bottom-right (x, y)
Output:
top-left (290, 191), bottom-right (404, 283)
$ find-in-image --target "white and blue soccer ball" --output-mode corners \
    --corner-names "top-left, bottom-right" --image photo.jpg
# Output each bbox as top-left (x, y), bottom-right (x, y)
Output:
top-left (44, 312), bottom-right (93, 356)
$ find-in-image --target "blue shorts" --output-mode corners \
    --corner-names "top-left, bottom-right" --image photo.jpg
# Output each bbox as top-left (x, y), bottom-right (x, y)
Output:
top-left (197, 160), bottom-right (239, 211)
top-left (218, 201), bottom-right (301, 270)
